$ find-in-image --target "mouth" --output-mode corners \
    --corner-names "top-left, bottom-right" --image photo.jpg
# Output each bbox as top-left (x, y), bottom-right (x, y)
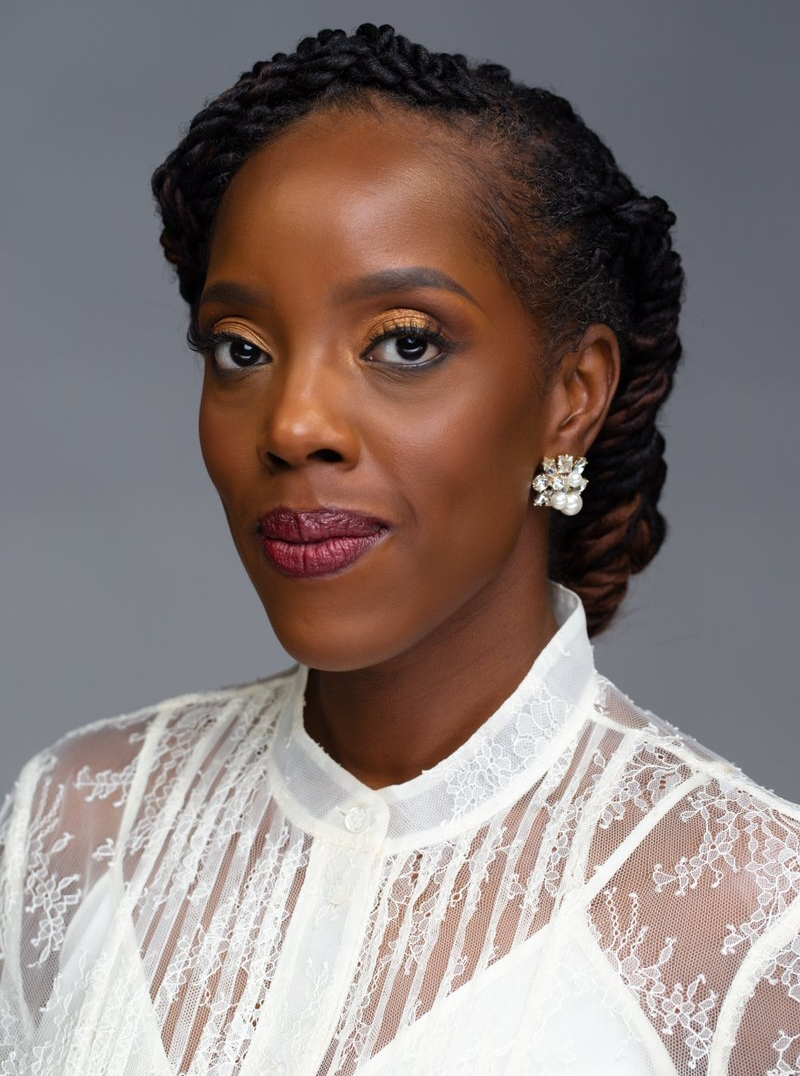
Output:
top-left (257, 506), bottom-right (392, 578)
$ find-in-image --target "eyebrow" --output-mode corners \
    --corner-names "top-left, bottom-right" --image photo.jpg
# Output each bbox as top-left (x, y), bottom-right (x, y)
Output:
top-left (199, 281), bottom-right (264, 308)
top-left (332, 268), bottom-right (480, 309)
top-left (199, 267), bottom-right (481, 311)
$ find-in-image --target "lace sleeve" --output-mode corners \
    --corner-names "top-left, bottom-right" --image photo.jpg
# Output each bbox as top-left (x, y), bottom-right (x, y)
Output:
top-left (719, 900), bottom-right (800, 1075)
top-left (0, 710), bottom-right (158, 1070)
top-left (586, 760), bottom-right (800, 1075)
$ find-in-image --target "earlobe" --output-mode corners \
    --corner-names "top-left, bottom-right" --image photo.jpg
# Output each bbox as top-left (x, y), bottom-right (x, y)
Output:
top-left (549, 324), bottom-right (621, 453)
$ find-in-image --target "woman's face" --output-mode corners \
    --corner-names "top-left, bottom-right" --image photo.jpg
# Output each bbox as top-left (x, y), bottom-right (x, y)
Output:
top-left (197, 104), bottom-right (561, 671)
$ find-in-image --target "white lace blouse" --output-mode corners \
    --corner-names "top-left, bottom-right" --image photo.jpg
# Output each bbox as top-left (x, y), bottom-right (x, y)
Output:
top-left (1, 587), bottom-right (799, 1075)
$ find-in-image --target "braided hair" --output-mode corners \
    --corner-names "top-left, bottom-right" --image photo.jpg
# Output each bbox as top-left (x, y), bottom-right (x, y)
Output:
top-left (152, 23), bottom-right (683, 636)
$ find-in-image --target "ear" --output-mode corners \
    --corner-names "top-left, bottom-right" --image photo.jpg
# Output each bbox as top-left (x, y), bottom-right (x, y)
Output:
top-left (543, 324), bottom-right (621, 456)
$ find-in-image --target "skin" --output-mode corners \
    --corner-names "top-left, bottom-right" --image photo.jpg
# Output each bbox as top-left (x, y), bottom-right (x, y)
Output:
top-left (197, 102), bottom-right (620, 789)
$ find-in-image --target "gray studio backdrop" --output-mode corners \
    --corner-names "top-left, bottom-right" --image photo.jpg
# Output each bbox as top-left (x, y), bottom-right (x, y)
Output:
top-left (2, 0), bottom-right (798, 797)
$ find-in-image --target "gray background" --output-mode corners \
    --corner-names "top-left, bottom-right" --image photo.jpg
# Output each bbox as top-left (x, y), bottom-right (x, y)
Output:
top-left (2, 0), bottom-right (798, 798)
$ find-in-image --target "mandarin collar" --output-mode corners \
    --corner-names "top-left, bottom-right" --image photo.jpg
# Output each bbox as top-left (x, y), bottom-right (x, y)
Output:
top-left (266, 584), bottom-right (596, 852)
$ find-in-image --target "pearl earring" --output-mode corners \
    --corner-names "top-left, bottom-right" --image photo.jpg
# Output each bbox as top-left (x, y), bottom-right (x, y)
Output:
top-left (531, 455), bottom-right (588, 516)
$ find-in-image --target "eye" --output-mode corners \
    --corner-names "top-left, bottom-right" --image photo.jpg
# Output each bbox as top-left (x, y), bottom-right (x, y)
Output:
top-left (210, 332), bottom-right (270, 370)
top-left (365, 327), bottom-right (450, 368)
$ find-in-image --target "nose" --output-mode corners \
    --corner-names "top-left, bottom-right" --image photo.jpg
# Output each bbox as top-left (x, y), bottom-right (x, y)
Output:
top-left (256, 356), bottom-right (360, 473)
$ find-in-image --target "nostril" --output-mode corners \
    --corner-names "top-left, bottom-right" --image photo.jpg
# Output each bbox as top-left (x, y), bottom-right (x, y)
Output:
top-left (267, 452), bottom-right (291, 470)
top-left (265, 448), bottom-right (342, 469)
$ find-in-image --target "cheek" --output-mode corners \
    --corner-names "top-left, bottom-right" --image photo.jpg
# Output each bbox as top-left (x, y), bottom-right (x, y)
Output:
top-left (198, 392), bottom-right (250, 503)
top-left (198, 396), bottom-right (272, 596)
top-left (197, 401), bottom-right (220, 487)
top-left (197, 392), bottom-right (274, 590)
top-left (387, 386), bottom-right (539, 565)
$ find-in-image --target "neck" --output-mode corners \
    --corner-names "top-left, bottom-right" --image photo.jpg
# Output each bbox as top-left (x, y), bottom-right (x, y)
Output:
top-left (303, 568), bottom-right (559, 790)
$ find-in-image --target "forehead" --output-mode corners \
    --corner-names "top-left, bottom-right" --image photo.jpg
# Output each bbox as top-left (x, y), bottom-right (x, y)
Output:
top-left (222, 99), bottom-right (471, 212)
top-left (207, 102), bottom-right (498, 286)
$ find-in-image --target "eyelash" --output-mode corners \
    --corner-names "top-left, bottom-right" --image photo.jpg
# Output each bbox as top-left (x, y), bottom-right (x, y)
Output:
top-left (361, 322), bottom-right (454, 370)
top-left (187, 326), bottom-right (264, 371)
top-left (187, 321), bottom-right (455, 375)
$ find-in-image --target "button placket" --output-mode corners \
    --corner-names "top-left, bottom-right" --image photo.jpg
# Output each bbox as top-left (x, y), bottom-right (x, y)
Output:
top-left (323, 857), bottom-right (357, 907)
top-left (242, 840), bottom-right (379, 1076)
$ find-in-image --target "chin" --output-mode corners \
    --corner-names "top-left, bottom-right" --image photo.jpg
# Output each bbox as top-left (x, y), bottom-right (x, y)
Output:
top-left (269, 628), bottom-right (397, 673)
top-left (260, 596), bottom-right (428, 673)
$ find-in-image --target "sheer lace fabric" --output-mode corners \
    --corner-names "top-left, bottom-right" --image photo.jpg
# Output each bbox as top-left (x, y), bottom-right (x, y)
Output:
top-left (1, 587), bottom-right (799, 1075)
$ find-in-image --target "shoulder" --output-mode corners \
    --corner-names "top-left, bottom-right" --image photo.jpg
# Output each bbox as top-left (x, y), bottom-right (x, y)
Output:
top-left (589, 672), bottom-right (800, 820)
top-left (583, 675), bottom-right (800, 1071)
top-left (39, 668), bottom-right (296, 770)
top-left (0, 669), bottom-right (299, 984)
top-left (4, 667), bottom-right (300, 840)
top-left (587, 674), bottom-right (800, 943)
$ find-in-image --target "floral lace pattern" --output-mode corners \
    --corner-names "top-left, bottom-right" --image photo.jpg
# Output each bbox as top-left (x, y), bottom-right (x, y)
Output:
top-left (2, 591), bottom-right (800, 1074)
top-left (770, 1031), bottom-right (800, 1076)
top-left (593, 887), bottom-right (717, 1069)
top-left (653, 782), bottom-right (800, 937)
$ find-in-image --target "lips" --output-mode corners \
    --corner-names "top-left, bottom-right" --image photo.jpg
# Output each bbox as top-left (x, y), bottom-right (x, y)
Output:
top-left (258, 507), bottom-right (391, 578)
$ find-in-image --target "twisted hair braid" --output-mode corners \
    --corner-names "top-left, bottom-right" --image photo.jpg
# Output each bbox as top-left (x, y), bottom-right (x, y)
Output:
top-left (152, 25), bottom-right (505, 306)
top-left (152, 23), bottom-right (684, 636)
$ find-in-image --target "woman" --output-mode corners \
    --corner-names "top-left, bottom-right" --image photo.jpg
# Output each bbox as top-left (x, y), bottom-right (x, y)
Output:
top-left (0, 23), bottom-right (797, 1076)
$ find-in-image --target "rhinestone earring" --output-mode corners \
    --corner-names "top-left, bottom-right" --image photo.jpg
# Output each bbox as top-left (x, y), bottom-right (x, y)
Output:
top-left (531, 455), bottom-right (588, 516)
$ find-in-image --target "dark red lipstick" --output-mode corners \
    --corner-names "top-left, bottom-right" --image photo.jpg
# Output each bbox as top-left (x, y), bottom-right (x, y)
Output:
top-left (258, 507), bottom-right (391, 578)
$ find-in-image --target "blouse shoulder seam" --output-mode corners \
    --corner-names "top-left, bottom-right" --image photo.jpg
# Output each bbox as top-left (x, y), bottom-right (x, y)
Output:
top-left (43, 666), bottom-right (300, 749)
top-left (588, 713), bottom-right (800, 824)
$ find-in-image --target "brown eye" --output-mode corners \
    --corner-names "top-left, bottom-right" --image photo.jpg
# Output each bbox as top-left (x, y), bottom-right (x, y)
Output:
top-left (367, 329), bottom-right (449, 368)
top-left (393, 335), bottom-right (429, 362)
top-left (212, 334), bottom-right (270, 370)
